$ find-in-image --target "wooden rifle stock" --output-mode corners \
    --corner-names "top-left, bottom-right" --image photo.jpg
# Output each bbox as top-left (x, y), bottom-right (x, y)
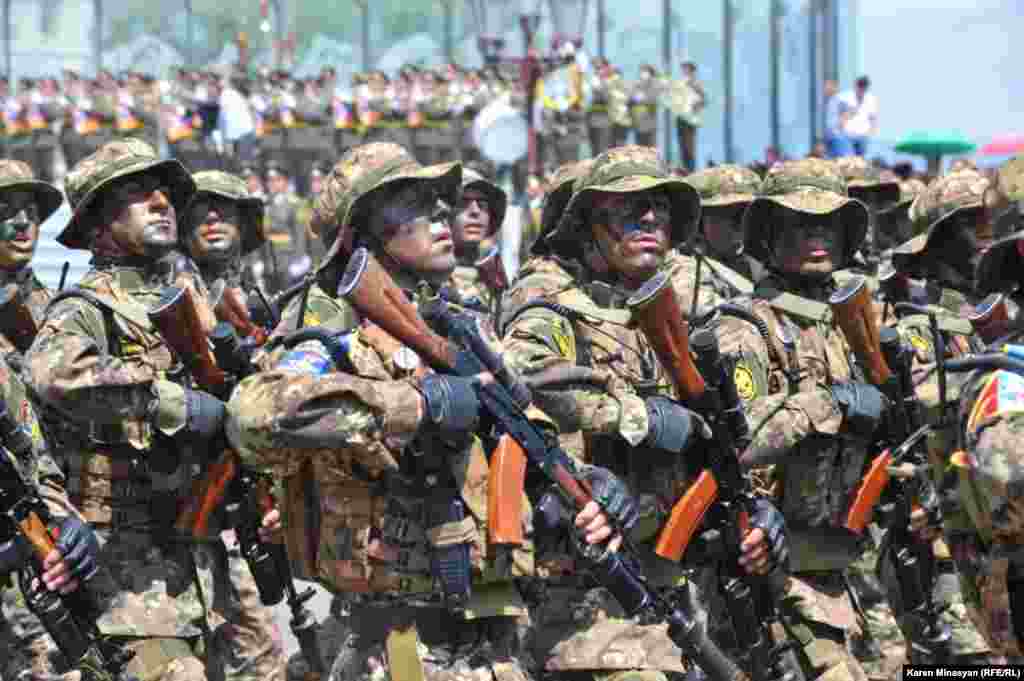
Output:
top-left (18, 510), bottom-right (58, 562)
top-left (828, 276), bottom-right (895, 534)
top-left (337, 248), bottom-right (457, 370)
top-left (656, 470), bottom-right (719, 561)
top-left (0, 287), bottom-right (40, 354)
top-left (149, 285), bottom-right (228, 394)
top-left (627, 271), bottom-right (707, 401)
top-left (175, 450), bottom-right (239, 538)
top-left (829, 277), bottom-right (892, 385)
top-left (216, 286), bottom-right (269, 346)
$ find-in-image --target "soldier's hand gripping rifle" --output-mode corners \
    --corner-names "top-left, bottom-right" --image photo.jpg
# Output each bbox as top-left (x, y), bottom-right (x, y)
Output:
top-left (829, 276), bottom-right (952, 664)
top-left (0, 399), bottom-right (136, 681)
top-left (626, 270), bottom-right (805, 681)
top-left (332, 246), bottom-right (749, 681)
top-left (149, 286), bottom-right (326, 678)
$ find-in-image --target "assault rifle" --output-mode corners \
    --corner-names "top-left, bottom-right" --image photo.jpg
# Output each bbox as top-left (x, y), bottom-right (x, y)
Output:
top-left (330, 247), bottom-right (749, 681)
top-left (0, 399), bottom-right (135, 681)
top-left (829, 277), bottom-right (952, 663)
top-left (148, 285), bottom-right (326, 679)
top-left (626, 270), bottom-right (805, 681)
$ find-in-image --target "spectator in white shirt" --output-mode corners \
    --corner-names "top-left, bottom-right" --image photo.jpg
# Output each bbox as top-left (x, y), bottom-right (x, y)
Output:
top-left (839, 75), bottom-right (879, 157)
top-left (218, 75), bottom-right (258, 164)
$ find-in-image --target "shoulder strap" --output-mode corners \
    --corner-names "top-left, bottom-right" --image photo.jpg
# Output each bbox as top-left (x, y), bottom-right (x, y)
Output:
top-left (703, 257), bottom-right (754, 294)
top-left (47, 287), bottom-right (155, 331)
top-left (756, 287), bottom-right (832, 324)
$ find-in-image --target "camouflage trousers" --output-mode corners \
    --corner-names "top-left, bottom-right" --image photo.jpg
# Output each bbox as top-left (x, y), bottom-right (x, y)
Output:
top-left (776, 573), bottom-right (869, 681)
top-left (326, 602), bottom-right (533, 681)
top-left (1, 575), bottom-right (64, 681)
top-left (201, 531), bottom-right (287, 681)
top-left (525, 583), bottom-right (688, 681)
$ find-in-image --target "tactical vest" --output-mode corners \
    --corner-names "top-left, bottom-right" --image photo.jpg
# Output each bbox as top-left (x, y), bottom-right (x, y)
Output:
top-left (269, 283), bottom-right (532, 615)
top-left (746, 289), bottom-right (869, 572)
top-left (45, 270), bottom-right (187, 529)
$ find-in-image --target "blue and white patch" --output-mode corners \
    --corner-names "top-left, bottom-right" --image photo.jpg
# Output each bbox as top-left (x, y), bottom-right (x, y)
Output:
top-left (278, 349), bottom-right (332, 376)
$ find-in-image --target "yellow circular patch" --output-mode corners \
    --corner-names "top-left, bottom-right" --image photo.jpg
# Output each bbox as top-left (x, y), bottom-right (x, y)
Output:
top-left (909, 334), bottom-right (932, 356)
top-left (733, 364), bottom-right (757, 400)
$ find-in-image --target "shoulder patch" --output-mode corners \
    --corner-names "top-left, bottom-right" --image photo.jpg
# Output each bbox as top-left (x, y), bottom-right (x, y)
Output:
top-left (966, 369), bottom-right (1024, 435)
top-left (733, 362), bottom-right (758, 400)
top-left (908, 333), bottom-right (933, 358)
top-left (552, 318), bottom-right (576, 362)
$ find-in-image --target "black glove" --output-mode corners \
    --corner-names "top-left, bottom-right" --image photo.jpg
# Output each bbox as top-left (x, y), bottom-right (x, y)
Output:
top-left (749, 497), bottom-right (788, 575)
top-left (644, 396), bottom-right (698, 453)
top-left (419, 374), bottom-right (482, 434)
top-left (830, 382), bottom-right (889, 439)
top-left (0, 536), bottom-right (29, 576)
top-left (581, 465), bottom-right (639, 534)
top-left (54, 516), bottom-right (100, 583)
top-left (177, 389), bottom-right (227, 445)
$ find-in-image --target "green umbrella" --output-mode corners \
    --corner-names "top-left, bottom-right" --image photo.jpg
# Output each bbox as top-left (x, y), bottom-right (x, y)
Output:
top-left (893, 131), bottom-right (977, 175)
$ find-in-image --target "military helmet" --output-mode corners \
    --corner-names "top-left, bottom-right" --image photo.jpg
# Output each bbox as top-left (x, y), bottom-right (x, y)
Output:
top-left (185, 170), bottom-right (265, 256)
top-left (684, 164), bottom-right (760, 209)
top-left (834, 155), bottom-right (901, 207)
top-left (313, 142), bottom-right (461, 273)
top-left (548, 145), bottom-right (701, 259)
top-left (0, 159), bottom-right (63, 224)
top-left (460, 167), bottom-right (507, 232)
top-left (891, 170), bottom-right (991, 274)
top-left (743, 158), bottom-right (869, 266)
top-left (532, 158), bottom-right (596, 256)
top-left (58, 138), bottom-right (195, 250)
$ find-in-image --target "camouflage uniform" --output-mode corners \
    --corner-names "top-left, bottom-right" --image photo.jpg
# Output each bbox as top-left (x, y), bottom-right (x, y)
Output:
top-left (25, 139), bottom-right (214, 681)
top-left (225, 143), bottom-right (535, 681)
top-left (0, 352), bottom-right (88, 681)
top-left (715, 159), bottom-right (877, 681)
top-left (938, 230), bottom-right (1024, 663)
top-left (0, 160), bottom-right (67, 681)
top-left (684, 164), bottom-right (764, 298)
top-left (451, 168), bottom-right (508, 314)
top-left (502, 147), bottom-right (712, 681)
top-left (182, 171), bottom-right (286, 681)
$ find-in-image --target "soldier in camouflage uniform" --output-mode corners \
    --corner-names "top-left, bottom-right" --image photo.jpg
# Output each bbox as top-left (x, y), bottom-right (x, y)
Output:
top-left (874, 177), bottom-right (926, 256)
top-left (225, 142), bottom-right (635, 681)
top-left (0, 350), bottom-right (104, 681)
top-left (450, 167), bottom-right (508, 312)
top-left (940, 230), bottom-right (1024, 663)
top-left (24, 138), bottom-right (229, 681)
top-left (684, 164), bottom-right (764, 297)
top-left (713, 158), bottom-right (892, 680)
top-left (501, 145), bottom-right (788, 681)
top-left (181, 170), bottom-right (287, 681)
top-left (0, 158), bottom-right (67, 681)
top-left (0, 160), bottom-right (62, 365)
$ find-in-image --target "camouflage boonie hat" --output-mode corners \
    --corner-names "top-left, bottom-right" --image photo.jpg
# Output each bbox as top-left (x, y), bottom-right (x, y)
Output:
top-left (549, 145), bottom-right (701, 259)
top-left (684, 164), bottom-right (760, 208)
top-left (0, 159), bottom-right (63, 223)
top-left (313, 142), bottom-right (461, 273)
top-left (743, 158), bottom-right (869, 265)
top-left (997, 155), bottom-right (1024, 202)
top-left (461, 167), bottom-right (507, 233)
top-left (533, 158), bottom-right (596, 256)
top-left (59, 138), bottom-right (195, 250)
top-left (891, 170), bottom-right (991, 272)
top-left (975, 231), bottom-right (1024, 295)
top-left (834, 155), bottom-right (900, 206)
top-left (186, 170), bottom-right (265, 256)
